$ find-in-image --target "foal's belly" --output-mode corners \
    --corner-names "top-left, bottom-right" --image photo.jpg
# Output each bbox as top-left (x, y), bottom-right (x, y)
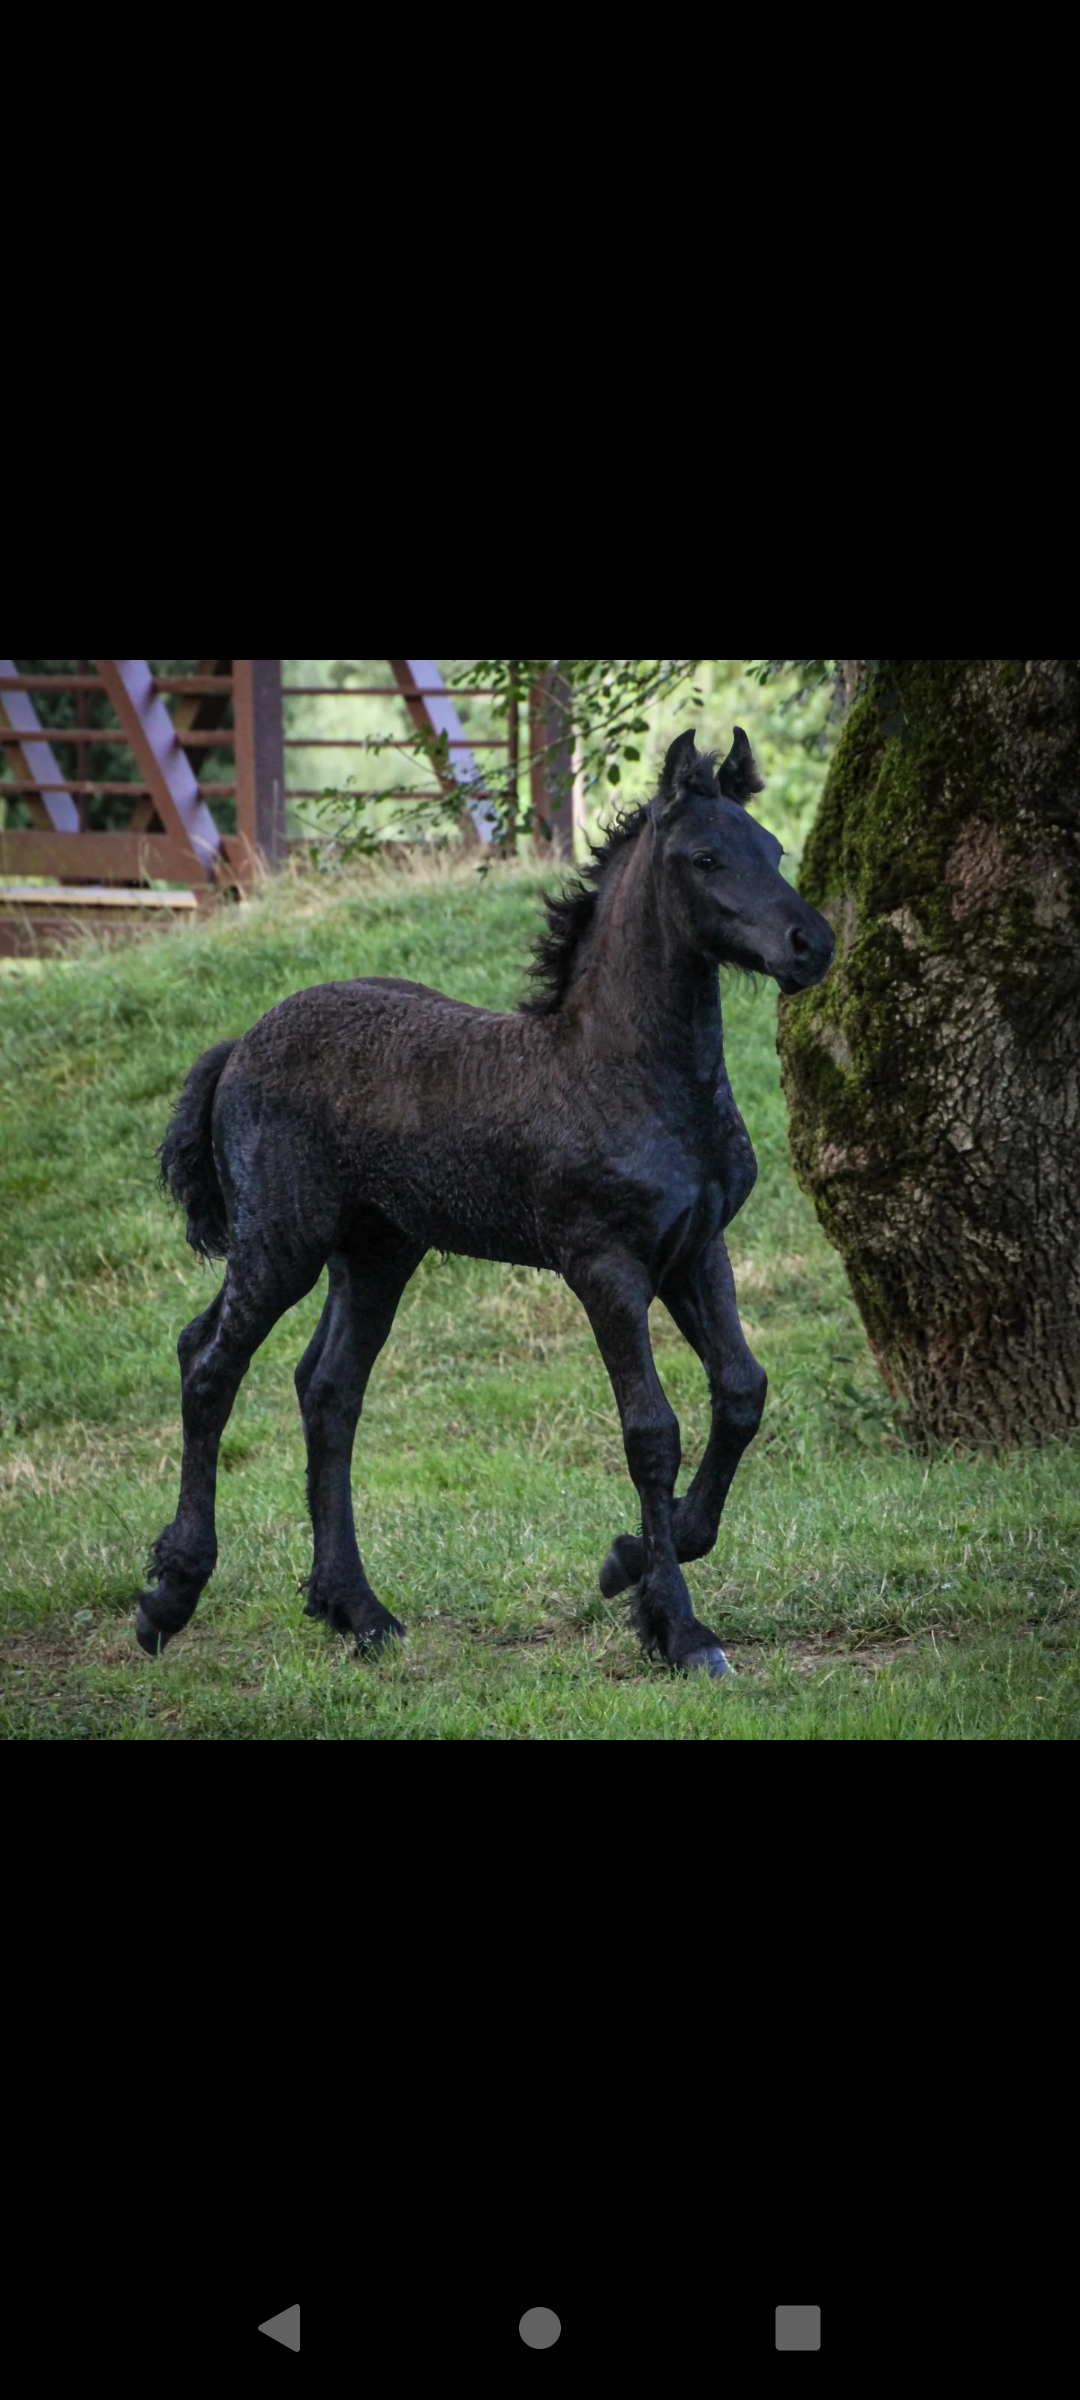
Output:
top-left (352, 1140), bottom-right (552, 1271)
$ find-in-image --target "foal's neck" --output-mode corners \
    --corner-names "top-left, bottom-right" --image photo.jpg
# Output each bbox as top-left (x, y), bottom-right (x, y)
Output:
top-left (564, 829), bottom-right (724, 1081)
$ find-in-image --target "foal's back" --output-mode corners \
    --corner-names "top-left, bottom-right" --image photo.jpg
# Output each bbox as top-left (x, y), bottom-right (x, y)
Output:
top-left (213, 974), bottom-right (563, 1267)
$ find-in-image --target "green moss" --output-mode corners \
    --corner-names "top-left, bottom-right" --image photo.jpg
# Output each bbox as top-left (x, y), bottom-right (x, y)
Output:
top-left (778, 659), bottom-right (1080, 1372)
top-left (778, 907), bottom-right (932, 1204)
top-left (804, 667), bottom-right (986, 950)
top-left (801, 659), bottom-right (1080, 961)
top-left (797, 691), bottom-right (884, 913)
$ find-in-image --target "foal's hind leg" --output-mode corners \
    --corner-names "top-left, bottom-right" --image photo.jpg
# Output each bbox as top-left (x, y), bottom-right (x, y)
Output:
top-left (297, 1234), bottom-right (423, 1654)
top-left (599, 1234), bottom-right (766, 1602)
top-left (135, 1252), bottom-right (320, 1655)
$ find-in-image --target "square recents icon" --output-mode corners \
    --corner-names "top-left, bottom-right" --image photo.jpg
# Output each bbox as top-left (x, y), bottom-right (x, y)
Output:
top-left (776, 2306), bottom-right (821, 2351)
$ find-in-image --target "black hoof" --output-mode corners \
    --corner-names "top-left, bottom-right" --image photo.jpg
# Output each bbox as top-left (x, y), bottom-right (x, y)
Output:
top-left (681, 1644), bottom-right (732, 1678)
top-left (303, 1573), bottom-right (406, 1655)
top-left (135, 1602), bottom-right (170, 1657)
top-left (356, 1614), bottom-right (407, 1659)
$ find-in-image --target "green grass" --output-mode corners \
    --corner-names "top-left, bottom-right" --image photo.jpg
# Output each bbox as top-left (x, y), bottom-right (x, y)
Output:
top-left (2, 858), bottom-right (1079, 1739)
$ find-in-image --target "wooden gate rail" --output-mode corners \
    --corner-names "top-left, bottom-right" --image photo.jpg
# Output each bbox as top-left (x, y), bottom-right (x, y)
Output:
top-left (0, 661), bottom-right (583, 956)
top-left (0, 658), bottom-right (284, 895)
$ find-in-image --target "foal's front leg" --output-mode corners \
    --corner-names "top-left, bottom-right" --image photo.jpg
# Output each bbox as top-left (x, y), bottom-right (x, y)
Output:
top-left (599, 1233), bottom-right (766, 1603)
top-left (568, 1249), bottom-right (729, 1677)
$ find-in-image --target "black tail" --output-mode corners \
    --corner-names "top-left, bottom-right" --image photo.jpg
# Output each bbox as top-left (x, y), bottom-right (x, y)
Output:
top-left (159, 1040), bottom-right (238, 1259)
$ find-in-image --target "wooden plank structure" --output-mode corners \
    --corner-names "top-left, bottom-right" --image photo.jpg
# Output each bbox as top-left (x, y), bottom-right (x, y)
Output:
top-left (0, 660), bottom-right (581, 956)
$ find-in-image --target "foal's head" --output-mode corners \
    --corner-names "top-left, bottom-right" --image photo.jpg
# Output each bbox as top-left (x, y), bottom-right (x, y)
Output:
top-left (651, 728), bottom-right (835, 993)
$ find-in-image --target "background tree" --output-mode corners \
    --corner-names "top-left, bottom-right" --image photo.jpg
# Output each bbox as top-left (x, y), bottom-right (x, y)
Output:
top-left (776, 659), bottom-right (1080, 1447)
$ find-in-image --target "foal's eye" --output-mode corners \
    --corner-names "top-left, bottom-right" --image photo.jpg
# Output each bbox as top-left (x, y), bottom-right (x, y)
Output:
top-left (692, 853), bottom-right (718, 872)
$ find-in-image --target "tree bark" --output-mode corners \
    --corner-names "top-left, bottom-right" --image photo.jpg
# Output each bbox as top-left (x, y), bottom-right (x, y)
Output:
top-left (776, 659), bottom-right (1080, 1446)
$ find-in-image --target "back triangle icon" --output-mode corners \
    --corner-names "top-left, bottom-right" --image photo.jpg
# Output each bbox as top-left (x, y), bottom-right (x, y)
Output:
top-left (258, 2306), bottom-right (300, 2352)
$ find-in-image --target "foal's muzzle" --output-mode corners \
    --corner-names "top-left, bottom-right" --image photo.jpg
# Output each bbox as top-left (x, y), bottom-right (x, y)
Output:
top-left (777, 918), bottom-right (835, 994)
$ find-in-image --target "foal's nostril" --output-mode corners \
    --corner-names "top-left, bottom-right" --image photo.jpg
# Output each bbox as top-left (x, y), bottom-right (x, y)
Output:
top-left (787, 924), bottom-right (812, 960)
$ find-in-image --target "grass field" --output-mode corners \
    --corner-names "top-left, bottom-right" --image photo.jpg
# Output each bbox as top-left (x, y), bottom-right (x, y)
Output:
top-left (2, 857), bottom-right (1078, 1739)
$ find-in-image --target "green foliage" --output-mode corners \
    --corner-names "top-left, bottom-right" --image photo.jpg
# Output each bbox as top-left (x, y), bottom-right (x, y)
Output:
top-left (746, 658), bottom-right (835, 691)
top-left (2, 860), bottom-right (1078, 1738)
top-left (466, 658), bottom-right (704, 823)
top-left (308, 659), bottom-right (840, 869)
top-left (299, 660), bottom-right (709, 855)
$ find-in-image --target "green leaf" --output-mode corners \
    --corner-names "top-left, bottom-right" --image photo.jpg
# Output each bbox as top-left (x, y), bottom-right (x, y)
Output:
top-left (607, 763), bottom-right (621, 786)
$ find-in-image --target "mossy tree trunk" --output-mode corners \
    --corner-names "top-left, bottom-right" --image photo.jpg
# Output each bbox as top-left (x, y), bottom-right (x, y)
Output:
top-left (777, 659), bottom-right (1080, 1446)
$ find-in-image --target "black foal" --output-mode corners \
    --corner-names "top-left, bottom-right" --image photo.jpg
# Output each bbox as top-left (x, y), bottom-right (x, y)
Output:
top-left (138, 729), bottom-right (834, 1675)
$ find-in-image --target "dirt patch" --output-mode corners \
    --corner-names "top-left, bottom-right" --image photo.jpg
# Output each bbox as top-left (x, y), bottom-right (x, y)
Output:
top-left (734, 1632), bottom-right (924, 1679)
top-left (0, 1631), bottom-right (81, 1678)
top-left (96, 1636), bottom-right (144, 1665)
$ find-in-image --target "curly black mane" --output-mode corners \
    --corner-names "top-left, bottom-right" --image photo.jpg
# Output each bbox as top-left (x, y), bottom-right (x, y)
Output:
top-left (520, 744), bottom-right (722, 1016)
top-left (518, 803), bottom-right (650, 1016)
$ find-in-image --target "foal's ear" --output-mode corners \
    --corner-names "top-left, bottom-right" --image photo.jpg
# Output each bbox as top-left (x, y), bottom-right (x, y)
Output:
top-left (718, 726), bottom-right (765, 804)
top-left (656, 728), bottom-right (700, 814)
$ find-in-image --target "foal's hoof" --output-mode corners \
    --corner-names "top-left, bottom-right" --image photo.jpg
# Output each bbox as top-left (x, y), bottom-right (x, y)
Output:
top-left (355, 1612), bottom-right (407, 1659)
top-left (134, 1602), bottom-right (170, 1657)
top-left (681, 1644), bottom-right (732, 1679)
